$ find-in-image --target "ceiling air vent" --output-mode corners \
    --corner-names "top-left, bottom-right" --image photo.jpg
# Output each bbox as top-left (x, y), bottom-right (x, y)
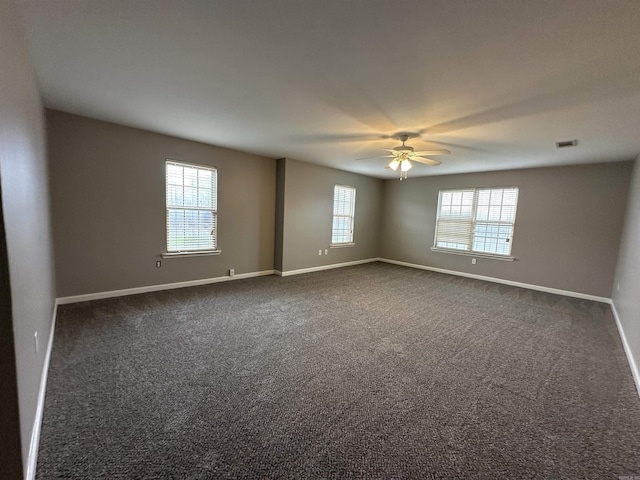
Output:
top-left (556, 140), bottom-right (578, 148)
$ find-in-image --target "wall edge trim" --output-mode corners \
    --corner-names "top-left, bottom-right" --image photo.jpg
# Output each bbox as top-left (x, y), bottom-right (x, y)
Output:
top-left (378, 258), bottom-right (610, 303)
top-left (25, 300), bottom-right (58, 480)
top-left (279, 258), bottom-right (378, 277)
top-left (56, 270), bottom-right (276, 305)
top-left (610, 301), bottom-right (640, 399)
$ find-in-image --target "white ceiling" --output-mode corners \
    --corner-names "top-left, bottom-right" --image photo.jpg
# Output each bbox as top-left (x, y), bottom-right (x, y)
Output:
top-left (20, 0), bottom-right (640, 178)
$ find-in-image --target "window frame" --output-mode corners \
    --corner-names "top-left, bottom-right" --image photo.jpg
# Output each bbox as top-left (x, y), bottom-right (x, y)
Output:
top-left (431, 186), bottom-right (519, 261)
top-left (330, 184), bottom-right (356, 247)
top-left (164, 159), bottom-right (220, 257)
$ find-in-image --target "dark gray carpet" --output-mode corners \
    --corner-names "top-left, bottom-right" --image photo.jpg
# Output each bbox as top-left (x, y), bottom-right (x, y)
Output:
top-left (37, 262), bottom-right (640, 479)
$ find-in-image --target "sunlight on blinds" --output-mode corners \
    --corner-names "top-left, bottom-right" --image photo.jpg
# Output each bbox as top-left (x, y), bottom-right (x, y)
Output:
top-left (434, 187), bottom-right (518, 256)
top-left (332, 185), bottom-right (356, 244)
top-left (166, 161), bottom-right (218, 252)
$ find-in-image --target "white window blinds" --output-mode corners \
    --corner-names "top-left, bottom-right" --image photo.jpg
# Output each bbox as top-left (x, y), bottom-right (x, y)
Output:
top-left (434, 187), bottom-right (518, 256)
top-left (331, 185), bottom-right (356, 244)
top-left (166, 161), bottom-right (218, 252)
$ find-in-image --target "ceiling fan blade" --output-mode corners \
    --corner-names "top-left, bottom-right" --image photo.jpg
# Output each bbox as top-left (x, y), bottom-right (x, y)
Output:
top-left (411, 157), bottom-right (441, 166)
top-left (412, 149), bottom-right (451, 155)
top-left (355, 155), bottom-right (395, 160)
top-left (293, 133), bottom-right (392, 143)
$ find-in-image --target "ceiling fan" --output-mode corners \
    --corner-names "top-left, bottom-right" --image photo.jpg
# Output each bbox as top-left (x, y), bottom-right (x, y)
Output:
top-left (358, 134), bottom-right (450, 180)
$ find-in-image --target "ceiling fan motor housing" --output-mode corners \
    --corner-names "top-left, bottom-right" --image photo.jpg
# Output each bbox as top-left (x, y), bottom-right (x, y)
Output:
top-left (394, 145), bottom-right (414, 152)
top-left (394, 133), bottom-right (413, 153)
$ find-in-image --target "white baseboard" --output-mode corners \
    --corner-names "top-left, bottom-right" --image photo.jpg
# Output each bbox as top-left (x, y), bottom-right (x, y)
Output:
top-left (378, 258), bottom-right (610, 304)
top-left (57, 270), bottom-right (275, 305)
top-left (25, 300), bottom-right (58, 480)
top-left (610, 302), bottom-right (640, 399)
top-left (278, 258), bottom-right (378, 277)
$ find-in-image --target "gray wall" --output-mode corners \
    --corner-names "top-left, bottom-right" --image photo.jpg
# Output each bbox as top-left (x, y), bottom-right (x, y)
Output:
top-left (0, 1), bottom-right (57, 474)
top-left (48, 110), bottom-right (276, 297)
top-left (380, 162), bottom-right (631, 297)
top-left (280, 158), bottom-right (381, 272)
top-left (612, 157), bottom-right (640, 387)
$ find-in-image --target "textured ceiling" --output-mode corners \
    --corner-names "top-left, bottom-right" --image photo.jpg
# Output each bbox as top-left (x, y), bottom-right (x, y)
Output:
top-left (20, 0), bottom-right (640, 178)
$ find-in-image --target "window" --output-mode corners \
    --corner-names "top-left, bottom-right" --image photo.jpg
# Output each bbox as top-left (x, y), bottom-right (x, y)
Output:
top-left (166, 160), bottom-right (218, 253)
top-left (433, 187), bottom-right (519, 257)
top-left (331, 185), bottom-right (356, 245)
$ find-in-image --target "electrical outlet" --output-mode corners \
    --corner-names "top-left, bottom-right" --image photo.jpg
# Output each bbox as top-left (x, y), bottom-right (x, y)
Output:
top-left (471, 258), bottom-right (477, 265)
top-left (319, 249), bottom-right (322, 255)
top-left (156, 260), bottom-right (162, 268)
top-left (34, 331), bottom-right (39, 353)
top-left (229, 269), bottom-right (235, 277)
top-left (324, 249), bottom-right (328, 255)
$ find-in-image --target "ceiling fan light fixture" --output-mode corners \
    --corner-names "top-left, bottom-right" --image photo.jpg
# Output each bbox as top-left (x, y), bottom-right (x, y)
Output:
top-left (388, 159), bottom-right (400, 171)
top-left (401, 159), bottom-right (412, 171)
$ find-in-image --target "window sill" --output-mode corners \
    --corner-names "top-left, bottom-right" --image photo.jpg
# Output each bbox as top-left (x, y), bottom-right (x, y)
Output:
top-left (330, 243), bottom-right (355, 248)
top-left (162, 250), bottom-right (221, 258)
top-left (430, 247), bottom-right (514, 262)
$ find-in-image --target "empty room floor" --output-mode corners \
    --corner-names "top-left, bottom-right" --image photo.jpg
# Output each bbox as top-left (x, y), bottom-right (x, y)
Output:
top-left (36, 263), bottom-right (640, 479)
